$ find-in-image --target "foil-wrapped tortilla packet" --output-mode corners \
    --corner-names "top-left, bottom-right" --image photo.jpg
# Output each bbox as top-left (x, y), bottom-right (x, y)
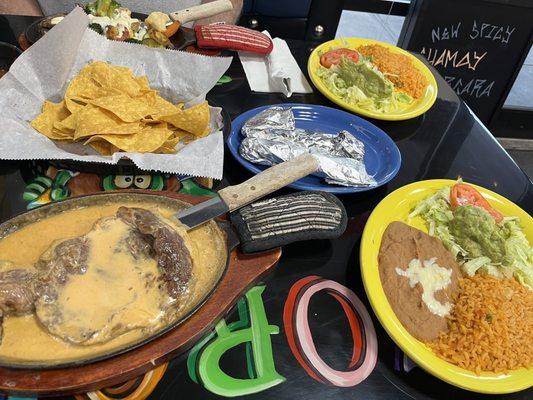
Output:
top-left (242, 107), bottom-right (295, 136)
top-left (239, 107), bottom-right (376, 187)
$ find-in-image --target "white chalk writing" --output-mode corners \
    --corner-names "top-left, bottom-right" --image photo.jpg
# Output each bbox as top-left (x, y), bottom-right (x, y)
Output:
top-left (444, 76), bottom-right (495, 98)
top-left (469, 20), bottom-right (516, 44)
top-left (431, 22), bottom-right (461, 43)
top-left (421, 48), bottom-right (487, 71)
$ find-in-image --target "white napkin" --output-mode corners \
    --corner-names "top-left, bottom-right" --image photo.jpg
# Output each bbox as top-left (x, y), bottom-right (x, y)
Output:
top-left (239, 31), bottom-right (313, 97)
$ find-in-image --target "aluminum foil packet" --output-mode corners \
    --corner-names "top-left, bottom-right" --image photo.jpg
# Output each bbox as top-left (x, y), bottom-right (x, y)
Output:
top-left (239, 107), bottom-right (376, 187)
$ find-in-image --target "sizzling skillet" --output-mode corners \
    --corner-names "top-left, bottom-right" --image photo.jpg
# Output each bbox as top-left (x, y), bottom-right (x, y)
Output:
top-left (0, 151), bottom-right (348, 395)
top-left (0, 191), bottom-right (282, 396)
top-left (0, 148), bottom-right (318, 372)
top-left (0, 186), bottom-right (344, 376)
top-left (0, 191), bottom-right (231, 369)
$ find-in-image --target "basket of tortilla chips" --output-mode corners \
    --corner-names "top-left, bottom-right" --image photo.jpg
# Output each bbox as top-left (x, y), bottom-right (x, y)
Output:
top-left (32, 62), bottom-right (213, 156)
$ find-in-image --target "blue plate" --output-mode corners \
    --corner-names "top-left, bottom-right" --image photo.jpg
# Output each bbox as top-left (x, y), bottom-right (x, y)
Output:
top-left (227, 104), bottom-right (401, 193)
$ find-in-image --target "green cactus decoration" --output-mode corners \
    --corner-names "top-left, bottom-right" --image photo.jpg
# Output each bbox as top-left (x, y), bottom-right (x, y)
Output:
top-left (180, 178), bottom-right (217, 197)
top-left (23, 170), bottom-right (75, 209)
top-left (216, 75), bottom-right (233, 85)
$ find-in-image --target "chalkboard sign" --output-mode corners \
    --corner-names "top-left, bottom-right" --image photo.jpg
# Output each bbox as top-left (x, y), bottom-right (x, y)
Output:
top-left (398, 0), bottom-right (533, 124)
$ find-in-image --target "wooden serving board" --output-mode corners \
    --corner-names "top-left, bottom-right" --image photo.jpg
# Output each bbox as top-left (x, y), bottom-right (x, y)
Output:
top-left (0, 192), bottom-right (282, 396)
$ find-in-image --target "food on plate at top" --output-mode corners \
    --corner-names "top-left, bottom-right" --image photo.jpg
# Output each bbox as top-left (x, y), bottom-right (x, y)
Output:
top-left (357, 45), bottom-right (428, 99)
top-left (0, 198), bottom-right (226, 364)
top-left (409, 180), bottom-right (533, 289)
top-left (31, 61), bottom-right (211, 156)
top-left (317, 43), bottom-right (429, 114)
top-left (428, 274), bottom-right (533, 373)
top-left (379, 221), bottom-right (462, 341)
top-left (84, 0), bottom-right (177, 48)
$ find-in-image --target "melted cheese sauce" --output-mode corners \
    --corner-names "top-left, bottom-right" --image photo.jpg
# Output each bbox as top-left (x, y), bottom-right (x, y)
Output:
top-left (395, 257), bottom-right (452, 317)
top-left (36, 217), bottom-right (166, 345)
top-left (88, 9), bottom-right (147, 40)
top-left (0, 201), bottom-right (226, 365)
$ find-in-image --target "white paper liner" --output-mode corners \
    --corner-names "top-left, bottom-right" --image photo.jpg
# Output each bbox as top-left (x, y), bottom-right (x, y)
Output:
top-left (0, 7), bottom-right (232, 179)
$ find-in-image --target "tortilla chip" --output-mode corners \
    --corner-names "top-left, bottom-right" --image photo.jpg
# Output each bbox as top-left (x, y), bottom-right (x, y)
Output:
top-left (74, 105), bottom-right (141, 140)
top-left (163, 136), bottom-right (182, 148)
top-left (46, 100), bottom-right (70, 119)
top-left (88, 139), bottom-right (118, 156)
top-left (85, 125), bottom-right (174, 153)
top-left (135, 75), bottom-right (150, 90)
top-left (144, 121), bottom-right (169, 130)
top-left (157, 133), bottom-right (184, 152)
top-left (50, 128), bottom-right (73, 140)
top-left (53, 112), bottom-right (78, 135)
top-left (158, 101), bottom-right (210, 137)
top-left (146, 95), bottom-right (182, 118)
top-left (85, 94), bottom-right (151, 122)
top-left (64, 73), bottom-right (120, 114)
top-left (83, 62), bottom-right (143, 97)
top-left (65, 98), bottom-right (86, 114)
top-left (66, 75), bottom-right (103, 101)
top-left (30, 100), bottom-right (71, 138)
top-left (168, 129), bottom-right (195, 143)
top-left (156, 146), bottom-right (177, 154)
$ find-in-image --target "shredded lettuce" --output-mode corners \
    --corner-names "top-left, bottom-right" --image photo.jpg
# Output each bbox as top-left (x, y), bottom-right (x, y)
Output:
top-left (462, 257), bottom-right (494, 277)
top-left (408, 183), bottom-right (533, 289)
top-left (503, 217), bottom-right (533, 288)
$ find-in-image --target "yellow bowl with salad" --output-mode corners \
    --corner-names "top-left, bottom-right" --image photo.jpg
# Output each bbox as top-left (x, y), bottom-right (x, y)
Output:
top-left (308, 38), bottom-right (438, 121)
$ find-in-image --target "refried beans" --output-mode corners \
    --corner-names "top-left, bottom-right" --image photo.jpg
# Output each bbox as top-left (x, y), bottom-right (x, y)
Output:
top-left (378, 221), bottom-right (462, 341)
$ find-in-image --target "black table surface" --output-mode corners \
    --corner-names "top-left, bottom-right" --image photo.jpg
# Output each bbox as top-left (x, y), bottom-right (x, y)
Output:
top-left (0, 14), bottom-right (532, 400)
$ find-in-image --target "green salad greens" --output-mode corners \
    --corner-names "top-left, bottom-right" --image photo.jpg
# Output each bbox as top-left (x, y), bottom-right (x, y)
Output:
top-left (409, 184), bottom-right (533, 289)
top-left (84, 0), bottom-right (120, 18)
top-left (317, 56), bottom-right (412, 113)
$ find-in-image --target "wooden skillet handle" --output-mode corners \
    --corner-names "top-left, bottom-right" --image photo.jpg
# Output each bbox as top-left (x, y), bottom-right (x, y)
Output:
top-left (169, 0), bottom-right (234, 24)
top-left (218, 153), bottom-right (320, 212)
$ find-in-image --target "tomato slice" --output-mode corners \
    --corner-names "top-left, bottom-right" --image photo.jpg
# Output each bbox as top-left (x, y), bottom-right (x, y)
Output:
top-left (450, 183), bottom-right (503, 223)
top-left (320, 48), bottom-right (359, 68)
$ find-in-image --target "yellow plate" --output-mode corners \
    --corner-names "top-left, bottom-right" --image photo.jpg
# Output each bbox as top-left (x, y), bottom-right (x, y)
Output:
top-left (308, 38), bottom-right (438, 121)
top-left (360, 179), bottom-right (533, 394)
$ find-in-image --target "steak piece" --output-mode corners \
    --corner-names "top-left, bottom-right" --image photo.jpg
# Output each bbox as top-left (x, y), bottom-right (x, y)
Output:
top-left (0, 239), bottom-right (90, 345)
top-left (35, 237), bottom-right (90, 303)
top-left (0, 268), bottom-right (36, 316)
top-left (117, 207), bottom-right (193, 299)
top-left (33, 237), bottom-right (93, 342)
top-left (0, 265), bottom-right (37, 344)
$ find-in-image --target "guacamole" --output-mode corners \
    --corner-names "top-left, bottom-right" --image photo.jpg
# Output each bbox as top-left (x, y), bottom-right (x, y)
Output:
top-left (410, 182), bottom-right (533, 289)
top-left (450, 205), bottom-right (506, 263)
top-left (336, 58), bottom-right (393, 100)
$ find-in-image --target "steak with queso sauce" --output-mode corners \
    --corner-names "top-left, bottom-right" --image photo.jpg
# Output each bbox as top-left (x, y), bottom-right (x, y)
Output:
top-left (0, 207), bottom-right (193, 346)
